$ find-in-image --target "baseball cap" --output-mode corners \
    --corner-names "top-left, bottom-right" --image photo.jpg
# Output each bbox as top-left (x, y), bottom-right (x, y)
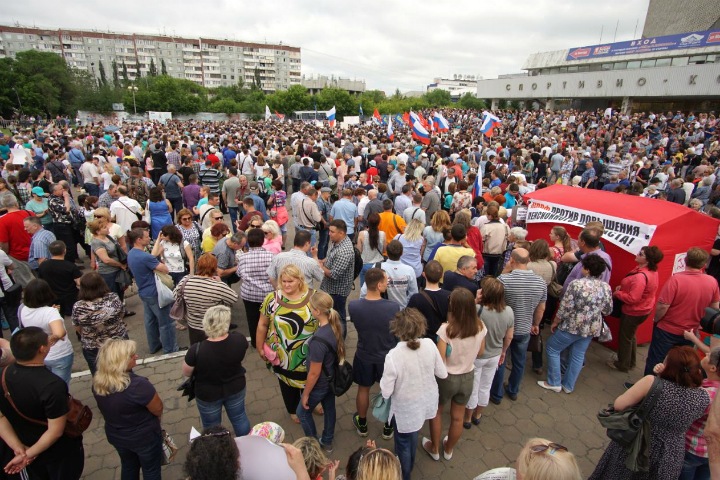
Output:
top-left (320, 187), bottom-right (332, 193)
top-left (249, 181), bottom-right (259, 191)
top-left (31, 187), bottom-right (47, 197)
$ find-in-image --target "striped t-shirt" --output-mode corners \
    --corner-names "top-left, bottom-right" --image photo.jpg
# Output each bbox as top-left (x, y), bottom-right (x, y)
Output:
top-left (175, 276), bottom-right (239, 330)
top-left (498, 270), bottom-right (547, 336)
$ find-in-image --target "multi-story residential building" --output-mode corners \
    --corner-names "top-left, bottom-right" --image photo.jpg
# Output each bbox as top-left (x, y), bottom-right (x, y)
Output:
top-left (301, 74), bottom-right (366, 95)
top-left (0, 25), bottom-right (301, 92)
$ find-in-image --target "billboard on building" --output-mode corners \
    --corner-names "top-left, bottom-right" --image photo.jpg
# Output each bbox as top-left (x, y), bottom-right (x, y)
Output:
top-left (566, 30), bottom-right (720, 61)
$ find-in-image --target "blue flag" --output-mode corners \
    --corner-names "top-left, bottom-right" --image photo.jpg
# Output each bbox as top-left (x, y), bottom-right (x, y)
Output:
top-left (359, 105), bottom-right (364, 117)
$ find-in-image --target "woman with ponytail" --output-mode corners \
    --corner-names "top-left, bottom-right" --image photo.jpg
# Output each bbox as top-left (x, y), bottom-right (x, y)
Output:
top-left (379, 308), bottom-right (448, 480)
top-left (297, 291), bottom-right (344, 452)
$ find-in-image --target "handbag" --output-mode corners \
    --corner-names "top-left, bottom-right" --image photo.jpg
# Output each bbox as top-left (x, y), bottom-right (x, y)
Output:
top-left (547, 262), bottom-right (563, 298)
top-left (1, 366), bottom-right (92, 438)
top-left (108, 236), bottom-right (127, 264)
top-left (597, 320), bottom-right (613, 343)
top-left (611, 272), bottom-right (648, 318)
top-left (116, 269), bottom-right (133, 288)
top-left (169, 276), bottom-right (188, 321)
top-left (177, 342), bottom-right (201, 402)
top-left (161, 429), bottom-right (178, 465)
top-left (118, 199), bottom-right (142, 221)
top-left (527, 333), bottom-right (543, 353)
top-left (155, 274), bottom-right (175, 308)
top-left (370, 392), bottom-right (391, 424)
top-left (597, 377), bottom-right (663, 472)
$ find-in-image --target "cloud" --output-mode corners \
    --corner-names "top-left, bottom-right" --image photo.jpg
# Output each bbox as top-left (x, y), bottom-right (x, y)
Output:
top-left (4, 0), bottom-right (649, 94)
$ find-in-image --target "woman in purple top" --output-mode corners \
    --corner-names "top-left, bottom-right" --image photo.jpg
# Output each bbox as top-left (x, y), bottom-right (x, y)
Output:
top-left (93, 339), bottom-right (164, 480)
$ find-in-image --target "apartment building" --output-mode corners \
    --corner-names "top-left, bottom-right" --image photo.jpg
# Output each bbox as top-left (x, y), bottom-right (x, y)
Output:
top-left (0, 24), bottom-right (302, 92)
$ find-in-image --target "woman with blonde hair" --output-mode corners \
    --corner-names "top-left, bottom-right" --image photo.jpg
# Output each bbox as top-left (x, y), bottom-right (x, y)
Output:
top-left (293, 437), bottom-right (337, 480)
top-left (261, 219), bottom-right (283, 254)
top-left (381, 308), bottom-right (447, 480)
top-left (424, 288), bottom-right (487, 462)
top-left (423, 210), bottom-right (451, 263)
top-left (183, 305), bottom-right (251, 436)
top-left (93, 339), bottom-right (164, 480)
top-left (464, 277), bottom-right (514, 429)
top-left (357, 448), bottom-right (402, 480)
top-left (475, 438), bottom-right (582, 480)
top-left (297, 291), bottom-right (344, 452)
top-left (395, 219), bottom-right (426, 282)
top-left (257, 264), bottom-right (318, 423)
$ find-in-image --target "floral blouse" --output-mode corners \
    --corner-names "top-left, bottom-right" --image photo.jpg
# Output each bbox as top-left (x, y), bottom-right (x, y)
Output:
top-left (556, 277), bottom-right (612, 337)
top-left (451, 191), bottom-right (472, 214)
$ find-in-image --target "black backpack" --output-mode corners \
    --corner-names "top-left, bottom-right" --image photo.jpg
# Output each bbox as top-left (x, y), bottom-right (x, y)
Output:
top-left (312, 336), bottom-right (353, 397)
top-left (353, 247), bottom-right (363, 279)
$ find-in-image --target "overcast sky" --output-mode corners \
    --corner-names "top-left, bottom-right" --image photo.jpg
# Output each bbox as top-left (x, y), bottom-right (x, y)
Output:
top-left (5, 0), bottom-right (650, 94)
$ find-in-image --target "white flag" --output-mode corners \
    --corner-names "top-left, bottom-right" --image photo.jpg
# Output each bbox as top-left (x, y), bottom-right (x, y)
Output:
top-left (265, 105), bottom-right (271, 121)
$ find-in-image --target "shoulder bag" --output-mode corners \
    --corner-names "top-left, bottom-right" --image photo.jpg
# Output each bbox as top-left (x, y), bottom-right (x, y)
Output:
top-left (118, 199), bottom-right (142, 221)
top-left (177, 341), bottom-right (201, 402)
top-left (169, 276), bottom-right (188, 321)
top-left (597, 377), bottom-right (663, 472)
top-left (1, 366), bottom-right (92, 438)
top-left (108, 236), bottom-right (127, 264)
top-left (611, 271), bottom-right (648, 318)
top-left (547, 262), bottom-right (563, 298)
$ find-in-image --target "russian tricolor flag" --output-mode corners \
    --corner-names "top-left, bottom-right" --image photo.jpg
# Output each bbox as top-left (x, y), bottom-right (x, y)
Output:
top-left (387, 120), bottom-right (394, 141)
top-left (412, 120), bottom-right (430, 145)
top-left (326, 106), bottom-right (336, 128)
top-left (480, 111), bottom-right (501, 137)
top-left (373, 108), bottom-right (384, 125)
top-left (433, 112), bottom-right (450, 132)
top-left (471, 173), bottom-right (482, 198)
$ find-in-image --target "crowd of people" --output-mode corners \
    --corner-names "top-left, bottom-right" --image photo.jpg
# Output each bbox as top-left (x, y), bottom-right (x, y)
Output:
top-left (0, 106), bottom-right (717, 479)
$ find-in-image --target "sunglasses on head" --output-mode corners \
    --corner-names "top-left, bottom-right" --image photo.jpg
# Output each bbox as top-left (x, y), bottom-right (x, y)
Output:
top-left (190, 429), bottom-right (231, 443)
top-left (530, 443), bottom-right (568, 455)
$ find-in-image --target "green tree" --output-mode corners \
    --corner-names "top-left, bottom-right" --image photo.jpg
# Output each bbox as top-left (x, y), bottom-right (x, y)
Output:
top-left (160, 58), bottom-right (168, 76)
top-left (458, 93), bottom-right (485, 111)
top-left (0, 58), bottom-right (21, 116)
top-left (253, 67), bottom-right (261, 90)
top-left (268, 84), bottom-right (310, 114)
top-left (7, 51), bottom-right (78, 117)
top-left (97, 60), bottom-right (107, 87)
top-left (121, 61), bottom-right (129, 86)
top-left (148, 58), bottom-right (157, 77)
top-left (423, 89), bottom-right (452, 107)
top-left (315, 87), bottom-right (356, 118)
top-left (111, 59), bottom-right (119, 87)
top-left (135, 60), bottom-right (142, 79)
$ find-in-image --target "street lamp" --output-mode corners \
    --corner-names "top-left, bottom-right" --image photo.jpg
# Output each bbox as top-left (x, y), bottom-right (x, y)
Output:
top-left (127, 86), bottom-right (138, 114)
top-left (11, 87), bottom-right (22, 114)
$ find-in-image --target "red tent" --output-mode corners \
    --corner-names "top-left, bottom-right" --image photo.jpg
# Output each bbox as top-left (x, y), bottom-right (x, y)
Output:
top-left (524, 185), bottom-right (719, 348)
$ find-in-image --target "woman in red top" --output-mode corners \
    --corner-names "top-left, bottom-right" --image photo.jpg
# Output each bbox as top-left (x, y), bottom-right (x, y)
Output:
top-left (453, 211), bottom-right (484, 271)
top-left (609, 245), bottom-right (664, 372)
top-left (366, 161), bottom-right (379, 184)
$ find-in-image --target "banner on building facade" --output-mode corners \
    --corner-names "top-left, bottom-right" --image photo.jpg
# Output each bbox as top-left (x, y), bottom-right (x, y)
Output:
top-left (526, 199), bottom-right (657, 254)
top-left (566, 30), bottom-right (720, 61)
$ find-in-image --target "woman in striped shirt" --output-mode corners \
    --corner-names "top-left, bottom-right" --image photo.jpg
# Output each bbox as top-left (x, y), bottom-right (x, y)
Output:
top-left (173, 253), bottom-right (238, 344)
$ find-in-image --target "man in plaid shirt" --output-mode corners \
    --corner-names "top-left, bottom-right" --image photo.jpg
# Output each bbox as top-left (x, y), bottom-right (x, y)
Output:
top-left (315, 219), bottom-right (355, 338)
top-left (236, 228), bottom-right (274, 345)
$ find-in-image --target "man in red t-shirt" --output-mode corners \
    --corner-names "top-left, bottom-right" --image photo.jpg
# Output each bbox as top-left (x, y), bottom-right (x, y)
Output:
top-left (0, 195), bottom-right (35, 286)
top-left (644, 247), bottom-right (720, 375)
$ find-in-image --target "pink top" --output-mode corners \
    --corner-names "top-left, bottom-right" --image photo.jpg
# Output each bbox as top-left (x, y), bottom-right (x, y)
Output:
top-left (262, 236), bottom-right (282, 254)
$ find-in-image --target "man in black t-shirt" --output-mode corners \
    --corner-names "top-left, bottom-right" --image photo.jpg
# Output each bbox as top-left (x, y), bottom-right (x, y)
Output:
top-left (0, 327), bottom-right (84, 478)
top-left (37, 240), bottom-right (82, 316)
top-left (348, 268), bottom-right (400, 440)
top-left (442, 255), bottom-right (479, 296)
top-left (407, 260), bottom-right (451, 340)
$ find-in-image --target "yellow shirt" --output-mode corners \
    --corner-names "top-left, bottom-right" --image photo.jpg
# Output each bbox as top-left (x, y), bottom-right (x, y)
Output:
top-left (202, 235), bottom-right (218, 253)
top-left (434, 245), bottom-right (476, 281)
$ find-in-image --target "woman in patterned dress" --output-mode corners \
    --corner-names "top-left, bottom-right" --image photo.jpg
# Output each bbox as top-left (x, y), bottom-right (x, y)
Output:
top-left (257, 264), bottom-right (318, 424)
top-left (537, 254), bottom-right (612, 394)
top-left (589, 346), bottom-right (710, 479)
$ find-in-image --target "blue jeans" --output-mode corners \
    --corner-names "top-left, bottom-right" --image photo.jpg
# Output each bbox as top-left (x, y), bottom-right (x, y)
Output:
top-left (99, 270), bottom-right (124, 301)
top-left (330, 294), bottom-right (348, 338)
top-left (358, 263), bottom-right (375, 289)
top-left (546, 330), bottom-right (593, 393)
top-left (114, 431), bottom-right (163, 480)
top-left (296, 385), bottom-right (336, 447)
top-left (168, 197), bottom-right (183, 218)
top-left (679, 451), bottom-right (710, 480)
top-left (318, 228), bottom-right (329, 259)
top-left (196, 388), bottom-right (251, 437)
top-left (82, 348), bottom-right (99, 376)
top-left (229, 207), bottom-right (239, 232)
top-left (644, 325), bottom-right (693, 375)
top-left (392, 417), bottom-right (417, 480)
top-left (490, 333), bottom-right (530, 402)
top-left (83, 182), bottom-right (100, 197)
top-left (140, 295), bottom-right (178, 354)
top-left (45, 353), bottom-right (73, 385)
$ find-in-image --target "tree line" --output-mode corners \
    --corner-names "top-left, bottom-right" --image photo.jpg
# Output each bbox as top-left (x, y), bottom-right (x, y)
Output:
top-left (0, 51), bottom-right (489, 119)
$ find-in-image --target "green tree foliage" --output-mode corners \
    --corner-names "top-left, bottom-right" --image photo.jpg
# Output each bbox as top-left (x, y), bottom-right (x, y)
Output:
top-left (253, 67), bottom-right (261, 90)
top-left (111, 59), bottom-right (119, 87)
top-left (123, 75), bottom-right (207, 114)
top-left (423, 89), bottom-right (452, 107)
top-left (160, 59), bottom-right (168, 76)
top-left (121, 61), bottom-right (129, 85)
top-left (148, 58), bottom-right (157, 77)
top-left (98, 60), bottom-right (108, 87)
top-left (315, 88), bottom-right (356, 117)
top-left (268, 85), bottom-right (311, 114)
top-left (458, 93), bottom-right (486, 111)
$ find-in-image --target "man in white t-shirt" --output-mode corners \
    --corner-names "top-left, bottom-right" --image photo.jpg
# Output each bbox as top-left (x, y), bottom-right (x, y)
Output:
top-left (110, 186), bottom-right (142, 236)
top-left (80, 156), bottom-right (101, 197)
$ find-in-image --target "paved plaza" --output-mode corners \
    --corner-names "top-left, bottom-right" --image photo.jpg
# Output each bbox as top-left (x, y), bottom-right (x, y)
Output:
top-left (66, 269), bottom-right (643, 479)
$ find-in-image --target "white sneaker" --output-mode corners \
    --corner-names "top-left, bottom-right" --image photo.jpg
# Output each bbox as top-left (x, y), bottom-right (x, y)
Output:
top-left (537, 381), bottom-right (561, 393)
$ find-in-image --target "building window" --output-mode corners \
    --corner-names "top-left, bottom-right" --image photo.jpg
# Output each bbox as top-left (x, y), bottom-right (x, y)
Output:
top-left (640, 59), bottom-right (656, 68)
top-left (601, 63), bottom-right (613, 70)
top-left (626, 60), bottom-right (641, 69)
top-left (671, 56), bottom-right (689, 66)
top-left (613, 61), bottom-right (627, 70)
top-left (689, 55), bottom-right (707, 64)
top-left (655, 58), bottom-right (671, 67)
top-left (567, 66), bottom-right (578, 73)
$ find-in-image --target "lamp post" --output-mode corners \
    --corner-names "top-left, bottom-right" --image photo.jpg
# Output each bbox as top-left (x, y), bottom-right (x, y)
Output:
top-left (127, 86), bottom-right (138, 114)
top-left (11, 87), bottom-right (22, 114)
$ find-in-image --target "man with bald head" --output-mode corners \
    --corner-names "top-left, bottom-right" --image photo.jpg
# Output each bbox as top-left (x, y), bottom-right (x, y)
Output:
top-left (364, 188), bottom-right (384, 219)
top-left (159, 164), bottom-right (184, 217)
top-left (489, 247), bottom-right (547, 404)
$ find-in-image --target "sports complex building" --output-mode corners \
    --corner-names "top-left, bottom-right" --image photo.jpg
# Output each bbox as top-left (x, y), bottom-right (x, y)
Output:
top-left (478, 0), bottom-right (720, 113)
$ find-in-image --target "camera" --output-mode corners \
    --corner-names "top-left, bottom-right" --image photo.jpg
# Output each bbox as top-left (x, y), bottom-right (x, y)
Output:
top-left (700, 307), bottom-right (720, 335)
